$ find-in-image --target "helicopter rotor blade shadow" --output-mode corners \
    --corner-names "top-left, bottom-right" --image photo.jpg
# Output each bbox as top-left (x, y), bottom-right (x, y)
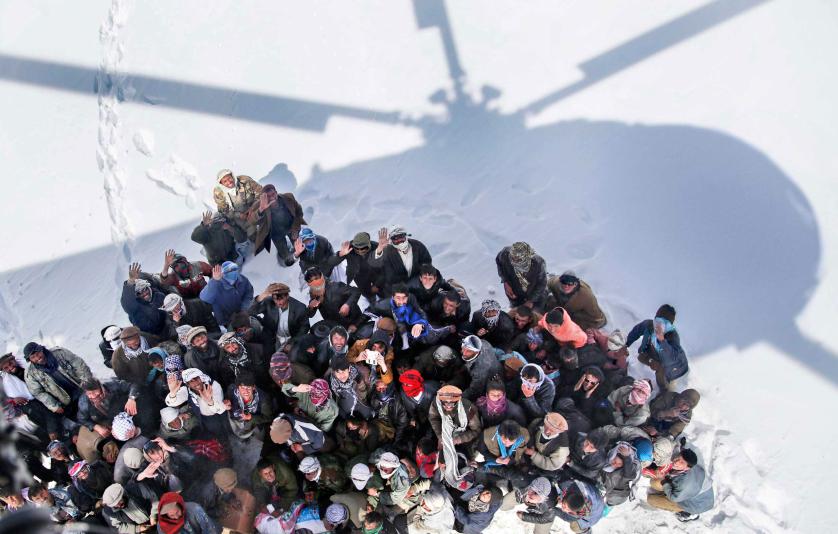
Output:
top-left (518, 0), bottom-right (771, 117)
top-left (0, 52), bottom-right (417, 132)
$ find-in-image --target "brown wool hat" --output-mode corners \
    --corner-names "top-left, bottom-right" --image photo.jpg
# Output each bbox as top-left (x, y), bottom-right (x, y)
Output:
top-left (503, 357), bottom-right (525, 372)
top-left (185, 326), bottom-right (208, 344)
top-left (119, 326), bottom-right (140, 340)
top-left (213, 468), bottom-right (238, 492)
top-left (270, 417), bottom-right (293, 444)
top-left (544, 412), bottom-right (568, 432)
top-left (437, 384), bottom-right (463, 401)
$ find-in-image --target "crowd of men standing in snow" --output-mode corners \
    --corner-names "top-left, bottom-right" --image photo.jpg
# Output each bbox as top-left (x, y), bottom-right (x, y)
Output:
top-left (0, 169), bottom-right (714, 533)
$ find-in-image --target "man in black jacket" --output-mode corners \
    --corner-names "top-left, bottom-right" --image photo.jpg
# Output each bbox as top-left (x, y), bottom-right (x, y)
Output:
top-left (496, 241), bottom-right (548, 310)
top-left (368, 225), bottom-right (433, 295)
top-left (159, 293), bottom-right (220, 341)
top-left (323, 232), bottom-right (383, 300)
top-left (249, 282), bottom-right (310, 354)
top-left (304, 267), bottom-right (365, 334)
top-left (191, 210), bottom-right (239, 266)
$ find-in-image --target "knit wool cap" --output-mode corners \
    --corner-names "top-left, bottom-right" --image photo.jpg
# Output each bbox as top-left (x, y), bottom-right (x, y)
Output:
top-left (437, 384), bottom-right (463, 401)
top-left (102, 484), bottom-right (125, 508)
top-left (544, 412), bottom-right (568, 433)
top-left (159, 293), bottom-right (184, 312)
top-left (350, 463), bottom-right (372, 490)
top-left (325, 503), bottom-right (349, 524)
top-left (350, 232), bottom-right (371, 248)
top-left (217, 169), bottom-right (234, 181)
top-left (185, 326), bottom-right (207, 344)
top-left (119, 326), bottom-right (140, 340)
top-left (270, 417), bottom-right (293, 444)
top-left (528, 477), bottom-right (552, 499)
top-left (213, 468), bottom-right (238, 492)
top-left (298, 456), bottom-right (321, 474)
top-left (122, 448), bottom-right (144, 470)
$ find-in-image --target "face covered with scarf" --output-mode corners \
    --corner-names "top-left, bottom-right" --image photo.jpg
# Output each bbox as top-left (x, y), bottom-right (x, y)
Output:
top-left (481, 299), bottom-right (502, 329)
top-left (299, 227), bottom-right (317, 253)
top-left (476, 385), bottom-right (507, 417)
top-left (221, 261), bottom-right (239, 285)
top-left (308, 379), bottom-right (331, 407)
top-left (509, 241), bottom-right (535, 291)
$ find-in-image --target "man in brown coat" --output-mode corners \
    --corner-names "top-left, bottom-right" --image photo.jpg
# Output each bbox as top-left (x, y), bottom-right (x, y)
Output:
top-left (211, 468), bottom-right (257, 533)
top-left (246, 184), bottom-right (306, 266)
top-left (546, 271), bottom-right (607, 330)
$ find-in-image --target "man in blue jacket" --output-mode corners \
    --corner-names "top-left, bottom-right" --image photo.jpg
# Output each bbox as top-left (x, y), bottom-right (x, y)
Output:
top-left (626, 304), bottom-right (689, 391)
top-left (120, 262), bottom-right (166, 336)
top-left (555, 478), bottom-right (605, 533)
top-left (199, 261), bottom-right (254, 327)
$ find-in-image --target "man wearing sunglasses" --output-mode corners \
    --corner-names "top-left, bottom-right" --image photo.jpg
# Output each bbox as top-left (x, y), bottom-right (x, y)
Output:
top-left (323, 231), bottom-right (384, 301)
top-left (369, 225), bottom-right (433, 295)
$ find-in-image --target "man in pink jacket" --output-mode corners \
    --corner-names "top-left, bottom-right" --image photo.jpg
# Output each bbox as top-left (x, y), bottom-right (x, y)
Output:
top-left (539, 307), bottom-right (587, 348)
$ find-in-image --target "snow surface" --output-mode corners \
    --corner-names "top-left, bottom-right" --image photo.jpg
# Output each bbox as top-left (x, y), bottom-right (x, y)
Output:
top-left (1, 1), bottom-right (837, 532)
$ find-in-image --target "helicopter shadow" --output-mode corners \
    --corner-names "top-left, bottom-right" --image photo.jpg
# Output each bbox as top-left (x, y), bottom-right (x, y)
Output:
top-left (279, 112), bottom-right (836, 384)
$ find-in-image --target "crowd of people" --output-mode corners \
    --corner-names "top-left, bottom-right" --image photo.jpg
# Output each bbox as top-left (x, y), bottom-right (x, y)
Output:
top-left (0, 169), bottom-right (714, 533)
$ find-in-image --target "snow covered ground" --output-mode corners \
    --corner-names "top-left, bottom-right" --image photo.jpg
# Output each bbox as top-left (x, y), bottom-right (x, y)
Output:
top-left (1, 0), bottom-right (836, 532)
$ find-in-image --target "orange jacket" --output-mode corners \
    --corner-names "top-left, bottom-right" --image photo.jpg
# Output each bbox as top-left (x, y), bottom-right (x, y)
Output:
top-left (539, 308), bottom-right (587, 348)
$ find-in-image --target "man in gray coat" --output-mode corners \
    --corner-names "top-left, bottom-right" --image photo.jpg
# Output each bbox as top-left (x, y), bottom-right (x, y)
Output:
top-left (647, 447), bottom-right (715, 522)
top-left (23, 342), bottom-right (92, 417)
top-left (460, 335), bottom-right (501, 402)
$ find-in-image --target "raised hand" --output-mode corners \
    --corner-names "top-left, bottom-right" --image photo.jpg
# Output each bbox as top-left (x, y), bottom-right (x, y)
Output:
top-left (377, 227), bottom-right (389, 252)
top-left (128, 262), bottom-right (142, 282)
top-left (212, 264), bottom-right (223, 281)
top-left (339, 241), bottom-right (352, 257)
top-left (200, 383), bottom-right (215, 404)
top-left (163, 249), bottom-right (176, 272)
top-left (293, 237), bottom-right (305, 257)
top-left (202, 210), bottom-right (213, 226)
top-left (167, 374), bottom-right (182, 395)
